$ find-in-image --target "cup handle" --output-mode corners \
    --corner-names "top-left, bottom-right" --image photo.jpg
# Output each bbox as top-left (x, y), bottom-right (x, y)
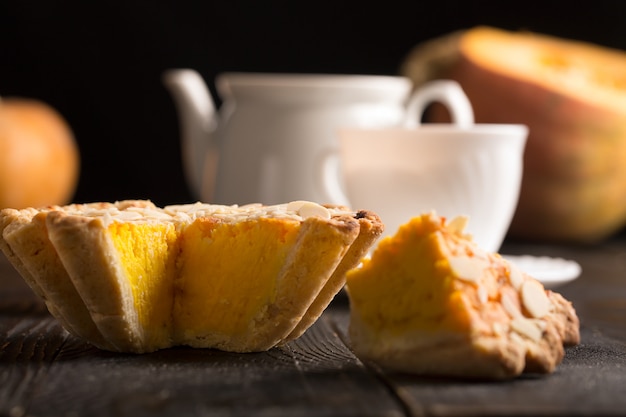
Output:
top-left (318, 150), bottom-right (351, 207)
top-left (403, 80), bottom-right (474, 128)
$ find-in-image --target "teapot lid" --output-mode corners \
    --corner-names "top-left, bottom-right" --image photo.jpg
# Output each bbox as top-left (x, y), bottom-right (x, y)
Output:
top-left (216, 72), bottom-right (413, 103)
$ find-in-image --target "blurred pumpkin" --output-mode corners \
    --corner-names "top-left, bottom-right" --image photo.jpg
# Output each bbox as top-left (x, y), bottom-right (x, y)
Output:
top-left (0, 97), bottom-right (79, 209)
top-left (401, 26), bottom-right (626, 243)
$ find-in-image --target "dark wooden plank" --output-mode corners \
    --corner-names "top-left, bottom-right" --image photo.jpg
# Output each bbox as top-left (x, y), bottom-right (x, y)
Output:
top-left (0, 255), bottom-right (68, 416)
top-left (333, 304), bottom-right (626, 416)
top-left (0, 314), bottom-right (70, 417)
top-left (358, 326), bottom-right (626, 417)
top-left (3, 309), bottom-right (401, 417)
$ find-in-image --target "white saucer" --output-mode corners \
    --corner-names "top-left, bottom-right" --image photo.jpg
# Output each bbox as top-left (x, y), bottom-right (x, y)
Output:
top-left (502, 254), bottom-right (582, 289)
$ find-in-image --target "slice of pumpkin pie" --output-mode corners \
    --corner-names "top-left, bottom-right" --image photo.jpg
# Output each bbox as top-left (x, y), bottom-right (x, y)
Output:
top-left (1, 200), bottom-right (382, 353)
top-left (0, 200), bottom-right (155, 351)
top-left (345, 212), bottom-right (579, 379)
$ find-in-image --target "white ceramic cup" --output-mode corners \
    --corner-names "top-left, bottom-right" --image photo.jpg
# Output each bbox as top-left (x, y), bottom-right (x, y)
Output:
top-left (323, 80), bottom-right (528, 253)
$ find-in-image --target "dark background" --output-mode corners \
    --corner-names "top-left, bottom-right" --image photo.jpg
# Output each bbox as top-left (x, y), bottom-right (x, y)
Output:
top-left (1, 1), bottom-right (626, 207)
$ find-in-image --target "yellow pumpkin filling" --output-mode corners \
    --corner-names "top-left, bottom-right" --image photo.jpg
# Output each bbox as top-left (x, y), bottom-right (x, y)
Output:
top-left (175, 217), bottom-right (300, 340)
top-left (107, 214), bottom-right (303, 345)
top-left (108, 222), bottom-right (178, 346)
top-left (346, 214), bottom-right (474, 336)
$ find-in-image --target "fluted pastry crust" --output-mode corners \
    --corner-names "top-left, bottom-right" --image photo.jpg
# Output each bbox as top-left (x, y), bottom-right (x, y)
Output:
top-left (1, 200), bottom-right (383, 353)
top-left (0, 200), bottom-right (153, 350)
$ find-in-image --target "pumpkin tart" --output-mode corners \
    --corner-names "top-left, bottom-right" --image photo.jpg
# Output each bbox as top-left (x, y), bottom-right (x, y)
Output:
top-left (1, 200), bottom-right (383, 353)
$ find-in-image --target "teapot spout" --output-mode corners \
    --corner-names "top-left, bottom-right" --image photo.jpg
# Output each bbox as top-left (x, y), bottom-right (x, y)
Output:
top-left (162, 69), bottom-right (218, 201)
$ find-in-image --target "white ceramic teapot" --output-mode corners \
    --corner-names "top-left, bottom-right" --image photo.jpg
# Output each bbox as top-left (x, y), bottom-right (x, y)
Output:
top-left (163, 69), bottom-right (473, 205)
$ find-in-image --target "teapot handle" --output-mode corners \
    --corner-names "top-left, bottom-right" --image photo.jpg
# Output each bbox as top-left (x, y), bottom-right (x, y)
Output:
top-left (403, 80), bottom-right (474, 128)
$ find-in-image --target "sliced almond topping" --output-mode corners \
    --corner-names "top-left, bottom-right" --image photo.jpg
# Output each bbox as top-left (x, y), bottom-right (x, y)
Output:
top-left (477, 285), bottom-right (488, 304)
top-left (533, 318), bottom-right (548, 331)
top-left (448, 256), bottom-right (487, 283)
top-left (286, 200), bottom-right (308, 212)
top-left (446, 215), bottom-right (469, 235)
top-left (508, 263), bottom-right (524, 290)
top-left (509, 331), bottom-right (526, 346)
top-left (290, 201), bottom-right (331, 220)
top-left (510, 317), bottom-right (543, 342)
top-left (501, 287), bottom-right (523, 319)
top-left (521, 280), bottom-right (550, 318)
top-left (492, 322), bottom-right (505, 336)
top-left (111, 210), bottom-right (144, 221)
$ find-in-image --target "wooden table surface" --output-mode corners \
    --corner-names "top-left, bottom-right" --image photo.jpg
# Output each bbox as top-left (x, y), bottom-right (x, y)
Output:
top-left (1, 236), bottom-right (625, 417)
